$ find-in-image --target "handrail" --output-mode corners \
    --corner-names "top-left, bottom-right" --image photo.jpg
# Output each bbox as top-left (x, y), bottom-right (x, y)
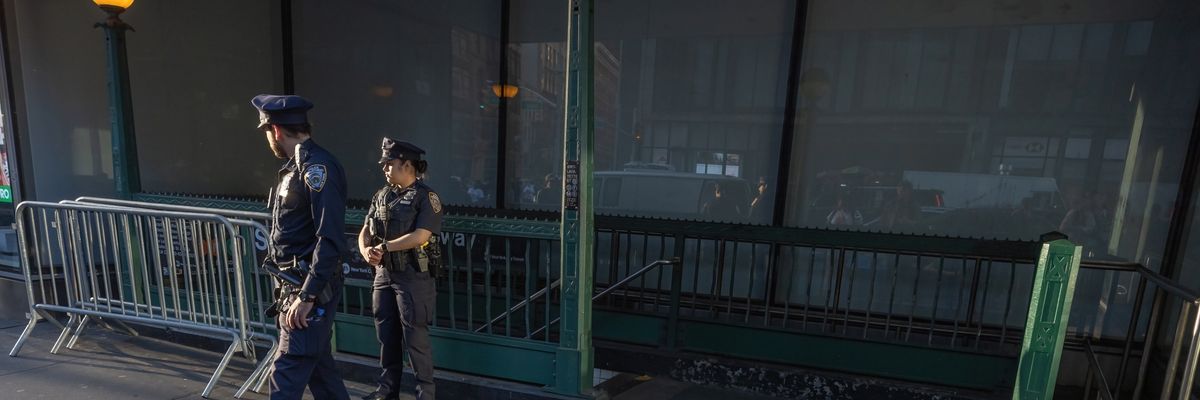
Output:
top-left (1073, 258), bottom-right (1200, 400)
top-left (592, 257), bottom-right (680, 301)
top-left (475, 279), bottom-right (562, 333)
top-left (1133, 264), bottom-right (1200, 304)
top-left (1078, 260), bottom-right (1200, 303)
top-left (527, 257), bottom-right (679, 338)
top-left (1083, 339), bottom-right (1117, 400)
top-left (1080, 260), bottom-right (1141, 271)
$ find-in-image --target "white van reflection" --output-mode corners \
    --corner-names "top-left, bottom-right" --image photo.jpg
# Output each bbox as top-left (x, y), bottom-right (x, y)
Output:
top-left (595, 170), bottom-right (754, 223)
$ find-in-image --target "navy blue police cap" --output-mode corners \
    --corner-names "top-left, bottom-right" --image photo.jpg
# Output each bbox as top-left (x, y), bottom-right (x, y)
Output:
top-left (250, 94), bottom-right (314, 129)
top-left (379, 138), bottom-right (425, 164)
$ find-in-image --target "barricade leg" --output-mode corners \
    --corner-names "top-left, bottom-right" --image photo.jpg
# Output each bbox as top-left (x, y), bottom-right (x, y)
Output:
top-left (236, 339), bottom-right (279, 398)
top-left (201, 333), bottom-right (244, 398)
top-left (50, 314), bottom-right (80, 354)
top-left (94, 317), bottom-right (140, 338)
top-left (39, 309), bottom-right (66, 330)
top-left (253, 350), bottom-right (275, 393)
top-left (8, 311), bottom-right (41, 356)
top-left (254, 345), bottom-right (280, 393)
top-left (108, 317), bottom-right (139, 336)
top-left (66, 315), bottom-right (92, 349)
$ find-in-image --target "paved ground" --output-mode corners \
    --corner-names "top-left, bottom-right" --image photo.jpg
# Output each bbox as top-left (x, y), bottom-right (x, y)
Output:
top-left (610, 376), bottom-right (786, 400)
top-left (0, 318), bottom-right (386, 399)
top-left (0, 317), bottom-right (792, 400)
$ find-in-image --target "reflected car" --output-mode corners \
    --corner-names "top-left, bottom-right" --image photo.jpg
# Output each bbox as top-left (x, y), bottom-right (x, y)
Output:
top-left (594, 170), bottom-right (754, 223)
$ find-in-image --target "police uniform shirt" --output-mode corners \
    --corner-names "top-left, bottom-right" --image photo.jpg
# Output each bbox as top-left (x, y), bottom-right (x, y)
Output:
top-left (272, 138), bottom-right (348, 297)
top-left (367, 180), bottom-right (444, 245)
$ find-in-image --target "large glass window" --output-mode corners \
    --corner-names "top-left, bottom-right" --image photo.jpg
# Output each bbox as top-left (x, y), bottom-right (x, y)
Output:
top-left (788, 0), bottom-right (1200, 265)
top-left (507, 0), bottom-right (794, 225)
top-left (129, 0), bottom-right (283, 196)
top-left (11, 1), bottom-right (112, 201)
top-left (504, 0), bottom-right (568, 210)
top-left (294, 1), bottom-right (501, 205)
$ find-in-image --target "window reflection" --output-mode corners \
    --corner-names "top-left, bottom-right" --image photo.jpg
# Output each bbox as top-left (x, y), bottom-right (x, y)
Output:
top-left (123, 1), bottom-right (281, 196)
top-left (789, 0), bottom-right (1200, 265)
top-left (294, 1), bottom-right (501, 205)
top-left (506, 0), bottom-right (794, 225)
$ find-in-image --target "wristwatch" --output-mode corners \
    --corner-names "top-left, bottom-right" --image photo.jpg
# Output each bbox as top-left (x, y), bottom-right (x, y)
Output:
top-left (299, 292), bottom-right (317, 303)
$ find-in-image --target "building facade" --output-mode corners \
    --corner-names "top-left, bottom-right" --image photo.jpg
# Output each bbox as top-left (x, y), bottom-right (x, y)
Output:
top-left (2, 0), bottom-right (1199, 397)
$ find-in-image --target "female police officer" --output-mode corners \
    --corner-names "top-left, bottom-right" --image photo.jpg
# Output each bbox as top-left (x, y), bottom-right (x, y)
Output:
top-left (357, 138), bottom-right (443, 400)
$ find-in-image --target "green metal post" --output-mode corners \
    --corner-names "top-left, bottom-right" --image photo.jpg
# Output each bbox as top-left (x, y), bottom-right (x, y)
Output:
top-left (97, 9), bottom-right (141, 199)
top-left (666, 235), bottom-right (684, 350)
top-left (1013, 239), bottom-right (1083, 400)
top-left (96, 7), bottom-right (144, 308)
top-left (555, 0), bottom-right (595, 396)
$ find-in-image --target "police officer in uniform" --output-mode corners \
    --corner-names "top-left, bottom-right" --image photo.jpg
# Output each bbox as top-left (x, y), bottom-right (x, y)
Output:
top-left (252, 94), bottom-right (351, 400)
top-left (358, 138), bottom-right (443, 400)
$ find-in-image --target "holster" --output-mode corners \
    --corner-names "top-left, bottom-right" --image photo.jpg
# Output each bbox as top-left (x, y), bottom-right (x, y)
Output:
top-left (384, 249), bottom-right (412, 272)
top-left (262, 258), bottom-right (333, 306)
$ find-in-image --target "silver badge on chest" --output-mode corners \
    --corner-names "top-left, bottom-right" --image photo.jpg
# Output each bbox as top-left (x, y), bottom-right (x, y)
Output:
top-left (399, 189), bottom-right (417, 205)
top-left (277, 172), bottom-right (294, 199)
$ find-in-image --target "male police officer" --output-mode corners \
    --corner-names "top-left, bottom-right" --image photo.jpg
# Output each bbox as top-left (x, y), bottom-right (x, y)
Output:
top-left (253, 94), bottom-right (351, 400)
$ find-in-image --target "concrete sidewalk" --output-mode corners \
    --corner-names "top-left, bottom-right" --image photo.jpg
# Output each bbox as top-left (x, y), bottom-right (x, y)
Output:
top-left (0, 318), bottom-right (382, 399)
top-left (0, 317), bottom-right (800, 400)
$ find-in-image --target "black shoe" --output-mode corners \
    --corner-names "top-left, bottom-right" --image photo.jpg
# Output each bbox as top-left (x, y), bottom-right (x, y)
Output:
top-left (361, 390), bottom-right (398, 400)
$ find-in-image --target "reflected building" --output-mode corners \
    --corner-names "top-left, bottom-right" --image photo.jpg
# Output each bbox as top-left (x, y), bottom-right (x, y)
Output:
top-left (2, 0), bottom-right (1200, 397)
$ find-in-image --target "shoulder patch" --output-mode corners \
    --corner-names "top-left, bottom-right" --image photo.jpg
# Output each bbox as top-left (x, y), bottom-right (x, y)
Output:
top-left (304, 164), bottom-right (328, 192)
top-left (429, 192), bottom-right (443, 214)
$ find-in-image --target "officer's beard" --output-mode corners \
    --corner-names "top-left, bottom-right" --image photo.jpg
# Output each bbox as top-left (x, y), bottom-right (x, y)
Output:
top-left (267, 137), bottom-right (288, 159)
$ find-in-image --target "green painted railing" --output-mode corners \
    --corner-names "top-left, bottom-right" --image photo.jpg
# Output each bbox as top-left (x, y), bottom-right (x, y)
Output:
top-left (130, 193), bottom-right (1150, 394)
top-left (133, 193), bottom-right (573, 391)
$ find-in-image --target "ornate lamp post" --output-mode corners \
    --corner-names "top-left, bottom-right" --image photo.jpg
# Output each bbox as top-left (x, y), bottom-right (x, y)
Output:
top-left (93, 0), bottom-right (140, 198)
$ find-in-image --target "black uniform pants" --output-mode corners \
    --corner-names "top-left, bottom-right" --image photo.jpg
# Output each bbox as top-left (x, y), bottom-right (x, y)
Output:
top-left (270, 279), bottom-right (349, 400)
top-left (372, 266), bottom-right (437, 400)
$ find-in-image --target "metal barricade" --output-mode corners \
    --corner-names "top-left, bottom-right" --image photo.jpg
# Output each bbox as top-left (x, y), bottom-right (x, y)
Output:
top-left (6, 201), bottom-right (272, 398)
top-left (70, 196), bottom-right (277, 397)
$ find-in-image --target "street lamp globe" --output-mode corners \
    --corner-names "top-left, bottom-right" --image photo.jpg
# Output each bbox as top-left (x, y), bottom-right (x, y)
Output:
top-left (93, 0), bottom-right (134, 14)
top-left (491, 84), bottom-right (519, 99)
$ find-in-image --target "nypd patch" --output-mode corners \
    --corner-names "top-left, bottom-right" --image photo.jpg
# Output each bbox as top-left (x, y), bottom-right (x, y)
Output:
top-left (304, 164), bottom-right (328, 192)
top-left (429, 192), bottom-right (442, 214)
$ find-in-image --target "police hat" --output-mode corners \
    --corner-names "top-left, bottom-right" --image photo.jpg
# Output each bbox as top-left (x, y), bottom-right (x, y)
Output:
top-left (379, 138), bottom-right (425, 164)
top-left (250, 94), bottom-right (314, 129)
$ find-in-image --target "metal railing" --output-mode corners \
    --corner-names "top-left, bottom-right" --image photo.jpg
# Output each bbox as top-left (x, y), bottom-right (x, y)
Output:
top-left (591, 228), bottom-right (1051, 354)
top-left (331, 230), bottom-right (565, 341)
top-left (112, 193), bottom-right (1200, 395)
top-left (69, 197), bottom-right (278, 397)
top-left (527, 258), bottom-right (679, 338)
top-left (1084, 338), bottom-right (1118, 400)
top-left (1080, 260), bottom-right (1200, 400)
top-left (6, 201), bottom-right (273, 398)
top-left (412, 218), bottom-right (1064, 361)
top-left (345, 218), bottom-right (1061, 356)
top-left (73, 197), bottom-right (276, 335)
top-left (583, 221), bottom-right (1188, 395)
top-left (122, 194), bottom-right (577, 387)
top-left (442, 234), bottom-right (558, 338)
